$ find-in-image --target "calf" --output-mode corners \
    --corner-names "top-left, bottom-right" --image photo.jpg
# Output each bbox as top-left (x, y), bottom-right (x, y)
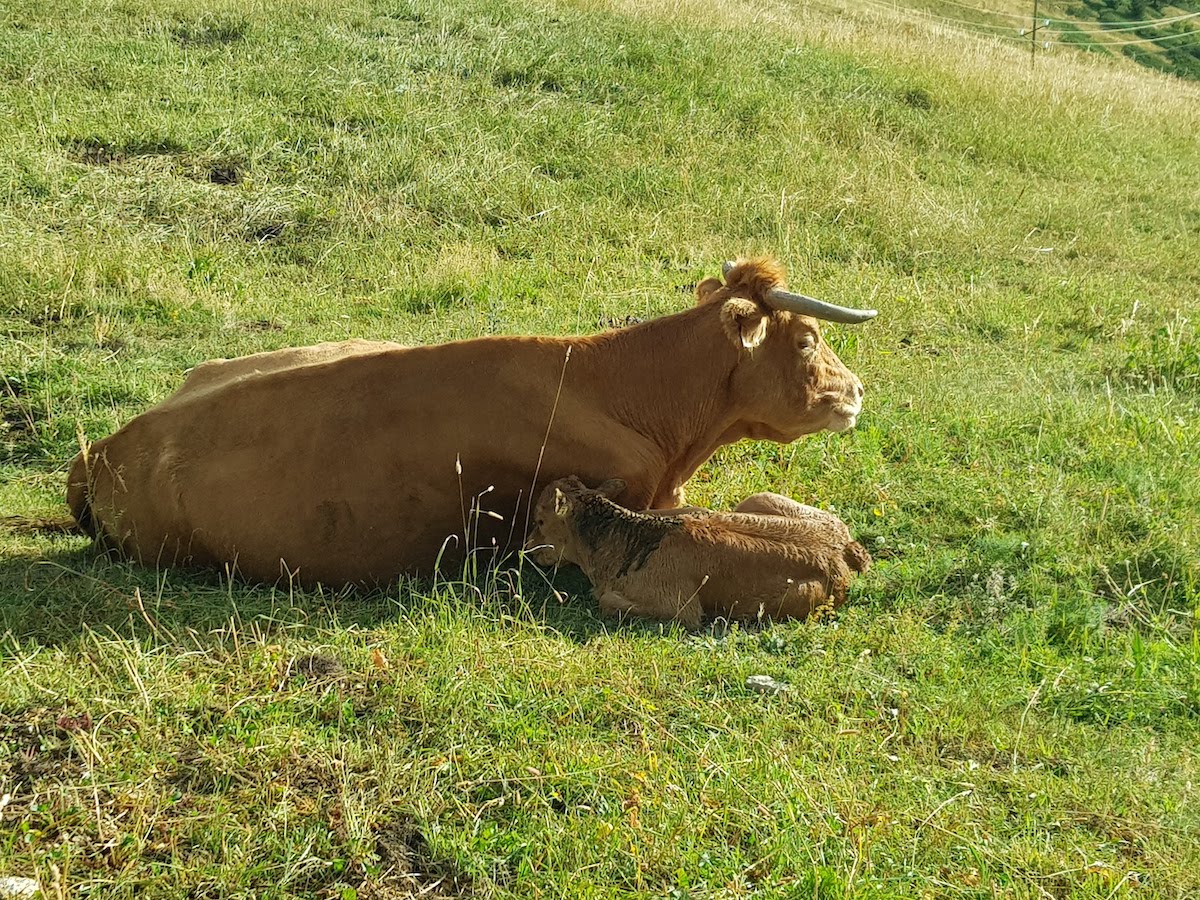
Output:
top-left (529, 477), bottom-right (870, 628)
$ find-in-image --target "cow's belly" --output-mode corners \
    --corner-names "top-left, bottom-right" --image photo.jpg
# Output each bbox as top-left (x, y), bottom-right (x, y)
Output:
top-left (179, 451), bottom-right (528, 585)
top-left (80, 367), bottom-right (653, 585)
top-left (97, 424), bottom-right (536, 585)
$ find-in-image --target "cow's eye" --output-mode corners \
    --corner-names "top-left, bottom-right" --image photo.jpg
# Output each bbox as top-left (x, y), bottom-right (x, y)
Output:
top-left (798, 334), bottom-right (817, 352)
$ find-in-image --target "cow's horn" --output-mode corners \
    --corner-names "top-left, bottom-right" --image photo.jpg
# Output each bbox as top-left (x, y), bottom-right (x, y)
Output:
top-left (721, 260), bottom-right (878, 324)
top-left (764, 288), bottom-right (878, 324)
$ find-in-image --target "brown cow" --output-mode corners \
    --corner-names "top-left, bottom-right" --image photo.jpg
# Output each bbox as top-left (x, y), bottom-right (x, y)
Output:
top-left (63, 257), bottom-right (875, 586)
top-left (529, 476), bottom-right (871, 628)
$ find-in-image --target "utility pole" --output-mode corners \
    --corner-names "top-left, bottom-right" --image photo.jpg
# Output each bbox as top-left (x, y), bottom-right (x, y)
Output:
top-left (1032, 0), bottom-right (1039, 65)
top-left (1020, 1), bottom-right (1051, 66)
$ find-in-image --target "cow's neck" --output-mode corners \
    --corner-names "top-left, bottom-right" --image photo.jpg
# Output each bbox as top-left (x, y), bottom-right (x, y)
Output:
top-left (574, 305), bottom-right (746, 505)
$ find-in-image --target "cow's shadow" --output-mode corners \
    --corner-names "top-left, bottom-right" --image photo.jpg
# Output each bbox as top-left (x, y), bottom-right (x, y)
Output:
top-left (0, 540), bottom-right (626, 648)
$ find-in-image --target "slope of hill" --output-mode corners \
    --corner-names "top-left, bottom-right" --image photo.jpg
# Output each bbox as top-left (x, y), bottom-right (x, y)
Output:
top-left (2, 0), bottom-right (1198, 896)
top-left (842, 0), bottom-right (1200, 78)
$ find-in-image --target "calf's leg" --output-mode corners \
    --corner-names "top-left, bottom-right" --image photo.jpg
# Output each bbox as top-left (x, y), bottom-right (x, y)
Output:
top-left (595, 582), bottom-right (703, 630)
top-left (733, 492), bottom-right (814, 518)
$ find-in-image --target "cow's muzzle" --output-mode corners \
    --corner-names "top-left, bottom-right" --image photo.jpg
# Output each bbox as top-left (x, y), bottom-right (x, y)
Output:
top-left (827, 378), bottom-right (864, 432)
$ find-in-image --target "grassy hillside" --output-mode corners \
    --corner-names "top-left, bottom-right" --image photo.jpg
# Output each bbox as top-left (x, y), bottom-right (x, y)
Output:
top-left (2, 0), bottom-right (1199, 896)
top-left (816, 0), bottom-right (1200, 79)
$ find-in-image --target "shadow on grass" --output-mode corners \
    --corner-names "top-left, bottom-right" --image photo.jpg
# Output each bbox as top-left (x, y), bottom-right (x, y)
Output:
top-left (0, 541), bottom-right (618, 647)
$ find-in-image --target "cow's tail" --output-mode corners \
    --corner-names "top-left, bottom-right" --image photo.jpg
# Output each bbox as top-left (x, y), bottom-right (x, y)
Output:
top-left (65, 446), bottom-right (97, 538)
top-left (2, 514), bottom-right (86, 535)
top-left (844, 540), bottom-right (871, 574)
top-left (7, 446), bottom-right (98, 539)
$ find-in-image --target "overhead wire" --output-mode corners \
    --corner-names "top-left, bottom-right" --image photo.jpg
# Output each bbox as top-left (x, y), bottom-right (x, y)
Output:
top-left (853, 0), bottom-right (1026, 38)
top-left (1052, 8), bottom-right (1200, 27)
top-left (864, 0), bottom-right (1200, 32)
top-left (927, 0), bottom-right (1200, 29)
top-left (1050, 28), bottom-right (1200, 47)
top-left (910, 0), bottom-right (1034, 21)
top-left (1074, 11), bottom-right (1200, 33)
top-left (850, 0), bottom-right (1200, 51)
top-left (1042, 11), bottom-right (1200, 47)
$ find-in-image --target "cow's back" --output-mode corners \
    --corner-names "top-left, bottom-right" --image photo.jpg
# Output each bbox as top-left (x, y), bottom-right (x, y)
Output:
top-left (165, 339), bottom-right (405, 407)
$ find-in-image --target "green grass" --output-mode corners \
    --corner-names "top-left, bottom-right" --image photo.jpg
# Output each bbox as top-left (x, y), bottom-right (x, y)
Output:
top-left (2, 0), bottom-right (1199, 896)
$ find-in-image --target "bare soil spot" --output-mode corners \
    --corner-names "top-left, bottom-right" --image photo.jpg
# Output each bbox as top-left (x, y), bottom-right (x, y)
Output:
top-left (365, 819), bottom-right (472, 899)
top-left (64, 136), bottom-right (247, 187)
top-left (65, 135), bottom-right (187, 167)
top-left (207, 162), bottom-right (243, 185)
top-left (251, 221), bottom-right (288, 242)
top-left (277, 652), bottom-right (347, 689)
top-left (900, 86), bottom-right (934, 110)
top-left (0, 707), bottom-right (88, 807)
top-left (243, 319), bottom-right (283, 332)
top-left (170, 15), bottom-right (249, 47)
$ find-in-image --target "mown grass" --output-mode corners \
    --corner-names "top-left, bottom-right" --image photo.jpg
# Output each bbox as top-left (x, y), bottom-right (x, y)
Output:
top-left (2, 0), bottom-right (1199, 896)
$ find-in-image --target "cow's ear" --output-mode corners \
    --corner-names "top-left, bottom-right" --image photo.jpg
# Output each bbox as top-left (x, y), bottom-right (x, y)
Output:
top-left (721, 298), bottom-right (769, 350)
top-left (694, 277), bottom-right (724, 305)
top-left (595, 478), bottom-right (626, 498)
top-left (553, 488), bottom-right (572, 518)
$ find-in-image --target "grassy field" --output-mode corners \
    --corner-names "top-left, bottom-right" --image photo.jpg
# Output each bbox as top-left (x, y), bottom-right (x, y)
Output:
top-left (2, 0), bottom-right (1199, 896)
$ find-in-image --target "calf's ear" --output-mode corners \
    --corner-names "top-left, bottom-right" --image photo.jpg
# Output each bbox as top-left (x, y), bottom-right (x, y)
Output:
top-left (721, 298), bottom-right (769, 350)
top-left (553, 488), bottom-right (572, 518)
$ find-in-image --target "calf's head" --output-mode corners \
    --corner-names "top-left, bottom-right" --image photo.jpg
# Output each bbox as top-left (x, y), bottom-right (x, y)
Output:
top-left (525, 476), bottom-right (625, 567)
top-left (698, 258), bottom-right (874, 442)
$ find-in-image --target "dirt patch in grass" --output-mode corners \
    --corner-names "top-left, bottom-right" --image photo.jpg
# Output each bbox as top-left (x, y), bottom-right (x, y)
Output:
top-left (251, 221), bottom-right (289, 242)
top-left (899, 86), bottom-right (934, 109)
top-left (170, 15), bottom-right (250, 48)
top-left (206, 161), bottom-right (244, 185)
top-left (0, 706), bottom-right (93, 828)
top-left (278, 652), bottom-right (347, 688)
top-left (65, 134), bottom-right (188, 166)
top-left (63, 135), bottom-right (248, 186)
top-left (365, 819), bottom-right (472, 899)
top-left (242, 318), bottom-right (283, 332)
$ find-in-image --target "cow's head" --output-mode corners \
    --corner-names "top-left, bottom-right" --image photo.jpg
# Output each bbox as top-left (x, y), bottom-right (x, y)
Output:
top-left (698, 258), bottom-right (875, 442)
